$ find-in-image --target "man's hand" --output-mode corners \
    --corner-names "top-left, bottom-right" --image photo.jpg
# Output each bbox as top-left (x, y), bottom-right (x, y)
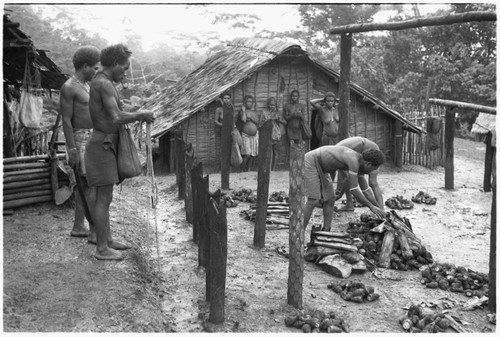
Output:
top-left (370, 206), bottom-right (386, 218)
top-left (140, 110), bottom-right (155, 124)
top-left (68, 148), bottom-right (79, 169)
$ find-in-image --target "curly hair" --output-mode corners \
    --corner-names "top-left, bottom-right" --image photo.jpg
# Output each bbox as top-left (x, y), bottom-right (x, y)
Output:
top-left (290, 89), bottom-right (300, 98)
top-left (362, 149), bottom-right (385, 167)
top-left (220, 92), bottom-right (231, 99)
top-left (72, 45), bottom-right (100, 70)
top-left (100, 43), bottom-right (132, 67)
top-left (266, 96), bottom-right (276, 108)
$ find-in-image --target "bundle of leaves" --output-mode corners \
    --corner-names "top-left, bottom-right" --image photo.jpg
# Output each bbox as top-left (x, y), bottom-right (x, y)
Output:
top-left (327, 280), bottom-right (380, 303)
top-left (230, 188), bottom-right (256, 203)
top-left (399, 303), bottom-right (451, 333)
top-left (420, 262), bottom-right (489, 296)
top-left (385, 195), bottom-right (414, 210)
top-left (284, 309), bottom-right (348, 333)
top-left (269, 190), bottom-right (289, 202)
top-left (411, 191), bottom-right (437, 205)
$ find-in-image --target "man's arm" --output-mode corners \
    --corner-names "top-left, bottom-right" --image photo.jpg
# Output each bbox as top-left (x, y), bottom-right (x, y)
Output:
top-left (60, 84), bottom-right (78, 167)
top-left (101, 82), bottom-right (154, 123)
top-left (368, 171), bottom-right (384, 209)
top-left (214, 107), bottom-right (223, 127)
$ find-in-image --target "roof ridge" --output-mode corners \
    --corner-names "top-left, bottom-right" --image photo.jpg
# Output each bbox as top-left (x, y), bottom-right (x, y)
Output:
top-left (226, 42), bottom-right (279, 56)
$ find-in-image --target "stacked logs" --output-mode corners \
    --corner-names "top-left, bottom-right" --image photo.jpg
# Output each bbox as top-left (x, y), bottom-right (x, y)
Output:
top-left (420, 262), bottom-right (489, 296)
top-left (348, 212), bottom-right (433, 270)
top-left (284, 309), bottom-right (349, 333)
top-left (241, 202), bottom-right (290, 228)
top-left (3, 154), bottom-right (67, 210)
top-left (327, 280), bottom-right (380, 303)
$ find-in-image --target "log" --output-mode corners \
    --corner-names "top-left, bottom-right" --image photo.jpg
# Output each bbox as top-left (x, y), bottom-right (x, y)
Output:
top-left (338, 33), bottom-right (352, 142)
top-left (317, 254), bottom-right (352, 278)
top-left (305, 246), bottom-right (344, 262)
top-left (3, 195), bottom-right (53, 209)
top-left (3, 167), bottom-right (50, 177)
top-left (443, 314), bottom-right (466, 333)
top-left (3, 189), bottom-right (51, 202)
top-left (311, 239), bottom-right (358, 253)
top-left (254, 119), bottom-right (273, 248)
top-left (314, 236), bottom-right (353, 245)
top-left (378, 229), bottom-right (396, 268)
top-left (397, 231), bottom-right (414, 260)
top-left (2, 153), bottom-right (65, 164)
top-left (2, 183), bottom-right (52, 195)
top-left (3, 162), bottom-right (50, 171)
top-left (312, 231), bottom-right (351, 238)
top-left (429, 98), bottom-right (496, 115)
top-left (351, 260), bottom-right (367, 273)
top-left (3, 171), bottom-right (51, 183)
top-left (3, 178), bottom-right (51, 190)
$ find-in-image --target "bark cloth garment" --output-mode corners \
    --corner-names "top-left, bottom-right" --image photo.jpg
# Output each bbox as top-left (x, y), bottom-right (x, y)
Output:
top-left (68, 129), bottom-right (91, 176)
top-left (84, 129), bottom-right (120, 187)
top-left (241, 131), bottom-right (259, 156)
top-left (304, 147), bottom-right (336, 201)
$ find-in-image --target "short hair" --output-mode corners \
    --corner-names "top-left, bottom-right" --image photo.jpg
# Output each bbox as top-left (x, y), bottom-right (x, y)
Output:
top-left (266, 96), bottom-right (276, 107)
top-left (100, 43), bottom-right (132, 67)
top-left (290, 90), bottom-right (300, 97)
top-left (362, 149), bottom-right (385, 167)
top-left (324, 91), bottom-right (336, 100)
top-left (244, 95), bottom-right (254, 103)
top-left (72, 45), bottom-right (100, 70)
top-left (221, 92), bottom-right (231, 99)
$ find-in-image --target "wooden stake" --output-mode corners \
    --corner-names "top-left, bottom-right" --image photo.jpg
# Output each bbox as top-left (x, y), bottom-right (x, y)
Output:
top-left (378, 229), bottom-right (396, 268)
top-left (444, 107), bottom-right (455, 190)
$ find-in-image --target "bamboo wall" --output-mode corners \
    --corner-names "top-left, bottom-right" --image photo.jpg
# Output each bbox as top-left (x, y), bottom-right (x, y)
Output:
top-left (402, 106), bottom-right (446, 169)
top-left (173, 57), bottom-right (398, 172)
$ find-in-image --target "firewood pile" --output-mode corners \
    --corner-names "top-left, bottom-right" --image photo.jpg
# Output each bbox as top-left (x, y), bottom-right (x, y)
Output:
top-left (420, 262), bottom-right (489, 296)
top-left (327, 280), bottom-right (380, 303)
top-left (284, 309), bottom-right (349, 333)
top-left (240, 202), bottom-right (290, 228)
top-left (398, 303), bottom-right (466, 333)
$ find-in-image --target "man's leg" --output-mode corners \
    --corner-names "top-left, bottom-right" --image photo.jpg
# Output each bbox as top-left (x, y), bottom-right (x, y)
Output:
top-left (93, 185), bottom-right (122, 260)
top-left (84, 178), bottom-right (97, 242)
top-left (70, 190), bottom-right (88, 237)
top-left (303, 198), bottom-right (318, 232)
top-left (322, 198), bottom-right (335, 231)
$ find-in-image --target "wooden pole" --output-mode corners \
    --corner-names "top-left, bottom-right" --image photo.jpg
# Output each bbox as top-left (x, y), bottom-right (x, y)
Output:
top-left (191, 162), bottom-right (203, 243)
top-left (254, 119), bottom-right (272, 248)
top-left (394, 120), bottom-right (403, 169)
top-left (444, 107), bottom-right (455, 190)
top-left (221, 104), bottom-right (234, 190)
top-left (3, 195), bottom-right (53, 209)
top-left (198, 171), bottom-right (210, 268)
top-left (329, 11), bottom-right (496, 35)
top-left (429, 98), bottom-right (496, 115)
top-left (3, 189), bottom-right (51, 202)
top-left (2, 183), bottom-right (52, 195)
top-left (3, 162), bottom-right (50, 170)
top-left (3, 153), bottom-right (65, 164)
top-left (4, 178), bottom-right (51, 190)
top-left (3, 171), bottom-right (50, 183)
top-left (185, 143), bottom-right (194, 224)
top-left (488, 177), bottom-right (496, 312)
top-left (175, 132), bottom-right (186, 200)
top-left (338, 33), bottom-right (352, 141)
top-left (483, 132), bottom-right (493, 192)
top-left (208, 191), bottom-right (227, 324)
top-left (287, 140), bottom-right (305, 309)
top-left (4, 167), bottom-right (51, 177)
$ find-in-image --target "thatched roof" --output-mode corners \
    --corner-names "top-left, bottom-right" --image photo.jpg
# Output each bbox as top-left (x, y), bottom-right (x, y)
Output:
top-left (144, 37), bottom-right (422, 139)
top-left (3, 12), bottom-right (68, 90)
top-left (471, 113), bottom-right (496, 134)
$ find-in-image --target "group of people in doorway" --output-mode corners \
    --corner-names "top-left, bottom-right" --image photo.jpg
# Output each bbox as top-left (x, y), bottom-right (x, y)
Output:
top-left (215, 89), bottom-right (387, 232)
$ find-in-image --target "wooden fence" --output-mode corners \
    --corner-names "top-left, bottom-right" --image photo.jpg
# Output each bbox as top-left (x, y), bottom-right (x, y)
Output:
top-left (402, 105), bottom-right (447, 169)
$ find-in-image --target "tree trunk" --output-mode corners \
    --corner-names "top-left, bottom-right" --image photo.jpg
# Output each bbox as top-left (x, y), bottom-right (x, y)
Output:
top-left (483, 132), bottom-right (493, 192)
top-left (221, 105), bottom-right (234, 190)
top-left (444, 108), bottom-right (455, 190)
top-left (338, 33), bottom-right (352, 141)
top-left (394, 120), bottom-right (403, 169)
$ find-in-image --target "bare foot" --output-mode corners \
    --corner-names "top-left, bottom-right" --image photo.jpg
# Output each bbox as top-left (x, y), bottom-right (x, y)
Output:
top-left (109, 240), bottom-right (132, 250)
top-left (70, 228), bottom-right (89, 238)
top-left (95, 247), bottom-right (123, 261)
top-left (338, 206), bottom-right (355, 212)
top-left (87, 233), bottom-right (97, 244)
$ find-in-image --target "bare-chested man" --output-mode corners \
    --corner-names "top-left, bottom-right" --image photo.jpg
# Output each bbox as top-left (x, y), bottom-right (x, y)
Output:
top-left (303, 145), bottom-right (386, 232)
top-left (335, 137), bottom-right (385, 211)
top-left (239, 95), bottom-right (260, 171)
top-left (61, 46), bottom-right (100, 239)
top-left (283, 90), bottom-right (307, 145)
top-left (310, 92), bottom-right (340, 146)
top-left (85, 44), bottom-right (155, 260)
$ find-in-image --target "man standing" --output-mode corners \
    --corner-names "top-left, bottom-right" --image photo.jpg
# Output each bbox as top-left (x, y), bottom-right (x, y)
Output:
top-left (335, 136), bottom-right (385, 211)
top-left (85, 44), bottom-right (155, 260)
top-left (303, 145), bottom-right (386, 232)
top-left (61, 45), bottom-right (100, 239)
top-left (310, 92), bottom-right (340, 146)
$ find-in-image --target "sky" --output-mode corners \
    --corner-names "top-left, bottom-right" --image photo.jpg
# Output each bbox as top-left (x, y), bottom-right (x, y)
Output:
top-left (28, 2), bottom-right (452, 52)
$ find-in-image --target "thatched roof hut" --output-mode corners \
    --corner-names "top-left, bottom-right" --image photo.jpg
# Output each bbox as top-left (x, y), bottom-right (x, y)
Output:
top-left (471, 113), bottom-right (496, 135)
top-left (144, 37), bottom-right (422, 172)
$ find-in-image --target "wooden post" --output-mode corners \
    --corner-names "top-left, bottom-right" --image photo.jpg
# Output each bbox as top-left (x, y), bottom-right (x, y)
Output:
top-left (488, 142), bottom-right (496, 312)
top-left (176, 133), bottom-right (186, 200)
top-left (444, 107), bottom-right (455, 190)
top-left (483, 132), bottom-right (493, 192)
top-left (191, 162), bottom-right (203, 243)
top-left (287, 140), bottom-right (306, 309)
top-left (208, 191), bottom-right (227, 323)
top-left (198, 172), bottom-right (210, 268)
top-left (378, 229), bottom-right (396, 268)
top-left (185, 143), bottom-right (194, 224)
top-left (394, 120), bottom-right (403, 169)
top-left (254, 119), bottom-right (272, 248)
top-left (338, 33), bottom-right (352, 141)
top-left (221, 104), bottom-right (234, 190)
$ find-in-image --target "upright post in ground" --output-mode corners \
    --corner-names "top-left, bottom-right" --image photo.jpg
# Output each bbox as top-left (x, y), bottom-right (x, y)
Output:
top-left (394, 120), bottom-right (403, 169)
top-left (191, 162), bottom-right (203, 243)
top-left (221, 103), bottom-right (234, 190)
top-left (287, 140), bottom-right (306, 309)
top-left (488, 142), bottom-right (496, 312)
top-left (483, 132), bottom-right (493, 192)
top-left (444, 107), bottom-right (455, 190)
top-left (338, 32), bottom-right (352, 142)
top-left (185, 143), bottom-right (194, 223)
top-left (254, 119), bottom-right (273, 248)
top-left (198, 172), bottom-right (210, 268)
top-left (208, 191), bottom-right (227, 323)
top-left (176, 133), bottom-right (186, 200)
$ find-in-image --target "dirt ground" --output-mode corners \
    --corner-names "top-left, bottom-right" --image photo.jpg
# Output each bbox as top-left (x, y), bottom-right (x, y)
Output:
top-left (2, 137), bottom-right (496, 333)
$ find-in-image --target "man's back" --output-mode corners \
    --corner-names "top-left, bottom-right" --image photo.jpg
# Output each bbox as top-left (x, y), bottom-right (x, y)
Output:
top-left (336, 136), bottom-right (379, 153)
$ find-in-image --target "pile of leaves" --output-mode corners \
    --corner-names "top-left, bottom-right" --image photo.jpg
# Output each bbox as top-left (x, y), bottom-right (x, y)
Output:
top-left (385, 195), bottom-right (414, 210)
top-left (420, 262), bottom-right (489, 296)
top-left (411, 191), bottom-right (437, 205)
top-left (230, 188), bottom-right (257, 203)
top-left (327, 280), bottom-right (380, 303)
top-left (284, 309), bottom-right (348, 333)
top-left (269, 190), bottom-right (288, 202)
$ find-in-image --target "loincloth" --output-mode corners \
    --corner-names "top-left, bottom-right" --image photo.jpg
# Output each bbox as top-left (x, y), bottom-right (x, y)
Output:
top-left (84, 130), bottom-right (120, 187)
top-left (241, 132), bottom-right (259, 156)
top-left (304, 151), bottom-right (335, 201)
top-left (68, 129), bottom-right (92, 176)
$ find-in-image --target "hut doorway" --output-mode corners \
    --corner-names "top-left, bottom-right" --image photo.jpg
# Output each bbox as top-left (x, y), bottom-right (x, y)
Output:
top-left (158, 132), bottom-right (175, 173)
top-left (310, 109), bottom-right (321, 150)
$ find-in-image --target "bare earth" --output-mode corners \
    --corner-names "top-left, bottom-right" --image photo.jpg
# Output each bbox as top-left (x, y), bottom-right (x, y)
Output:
top-left (3, 137), bottom-right (495, 333)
